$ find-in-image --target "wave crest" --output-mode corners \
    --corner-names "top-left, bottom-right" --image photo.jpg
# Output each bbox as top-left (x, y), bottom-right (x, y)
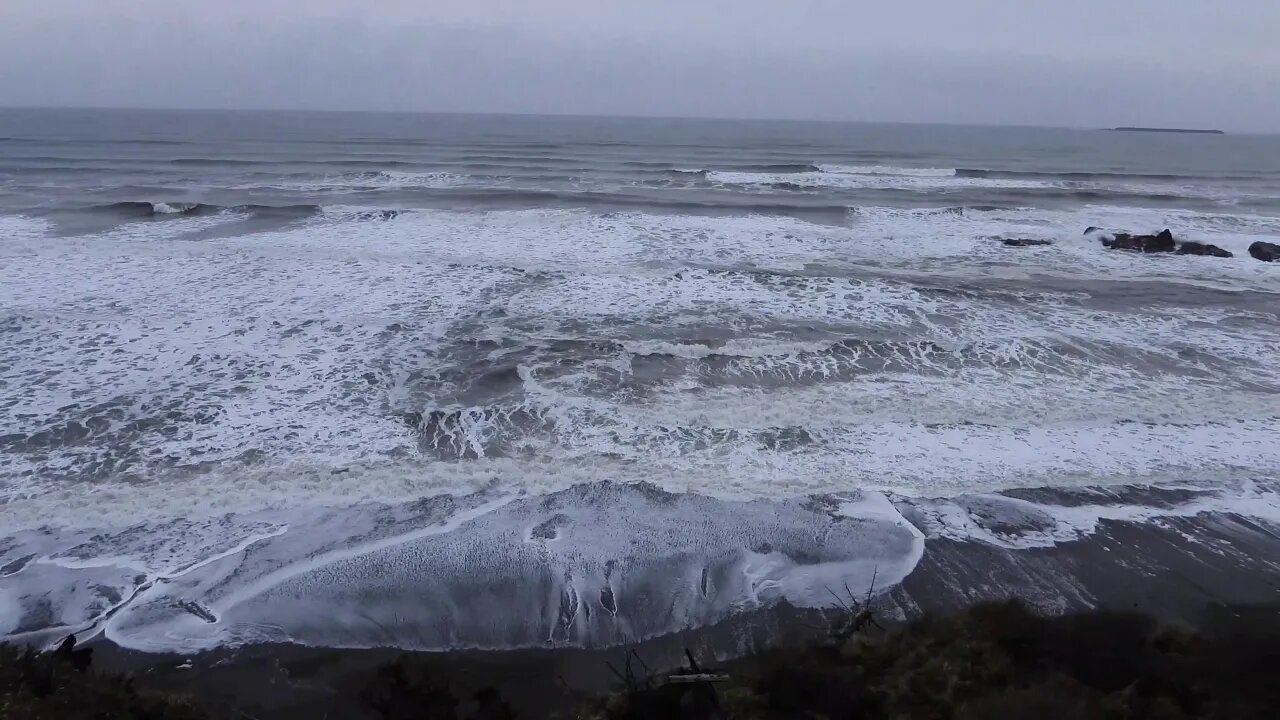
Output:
top-left (87, 201), bottom-right (324, 220)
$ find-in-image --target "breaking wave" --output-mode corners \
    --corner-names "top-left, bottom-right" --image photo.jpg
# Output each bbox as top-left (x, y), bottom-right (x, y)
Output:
top-left (86, 201), bottom-right (323, 219)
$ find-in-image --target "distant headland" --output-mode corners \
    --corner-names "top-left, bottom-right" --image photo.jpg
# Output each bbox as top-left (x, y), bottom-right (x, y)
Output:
top-left (1110, 127), bottom-right (1225, 135)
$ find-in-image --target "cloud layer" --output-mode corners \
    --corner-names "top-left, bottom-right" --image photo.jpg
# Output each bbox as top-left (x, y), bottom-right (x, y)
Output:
top-left (2, 1), bottom-right (1277, 131)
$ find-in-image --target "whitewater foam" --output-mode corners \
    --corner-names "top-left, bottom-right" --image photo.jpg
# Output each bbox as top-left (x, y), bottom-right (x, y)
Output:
top-left (257, 170), bottom-right (474, 193)
top-left (3, 206), bottom-right (1278, 530)
top-left (820, 164), bottom-right (957, 177)
top-left (706, 168), bottom-right (1049, 191)
top-left (0, 484), bottom-right (924, 652)
top-left (901, 477), bottom-right (1280, 549)
top-left (150, 201), bottom-right (200, 215)
top-left (0, 215), bottom-right (51, 255)
top-left (5, 477), bottom-right (1277, 652)
top-left (2, 202), bottom-right (1278, 650)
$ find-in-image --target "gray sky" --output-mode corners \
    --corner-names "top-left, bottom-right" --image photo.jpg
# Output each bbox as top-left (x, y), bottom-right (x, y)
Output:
top-left (2, 0), bottom-right (1277, 131)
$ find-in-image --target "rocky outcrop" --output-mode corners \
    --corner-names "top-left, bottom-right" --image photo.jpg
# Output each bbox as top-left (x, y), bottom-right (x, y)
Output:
top-left (1249, 241), bottom-right (1280, 262)
top-left (1088, 228), bottom-right (1238, 258)
top-left (1101, 229), bottom-right (1176, 253)
top-left (1176, 241), bottom-right (1233, 258)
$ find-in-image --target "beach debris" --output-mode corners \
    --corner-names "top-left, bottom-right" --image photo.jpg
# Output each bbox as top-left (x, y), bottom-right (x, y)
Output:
top-left (673, 649), bottom-right (726, 718)
top-left (599, 647), bottom-right (728, 718)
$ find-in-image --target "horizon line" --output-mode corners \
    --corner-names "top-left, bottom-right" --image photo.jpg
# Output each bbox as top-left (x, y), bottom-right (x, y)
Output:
top-left (2, 104), bottom-right (1269, 136)
top-left (0, 103), bottom-right (1104, 133)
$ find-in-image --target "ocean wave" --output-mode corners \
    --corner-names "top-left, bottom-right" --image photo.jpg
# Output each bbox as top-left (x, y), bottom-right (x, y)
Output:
top-left (259, 170), bottom-right (472, 193)
top-left (975, 188), bottom-right (1194, 204)
top-left (5, 201), bottom-right (1279, 523)
top-left (733, 163), bottom-right (821, 173)
top-left (313, 207), bottom-right (405, 223)
top-left (435, 154), bottom-right (591, 166)
top-left (656, 164), bottom-right (820, 178)
top-left (619, 337), bottom-right (838, 359)
top-left (324, 187), bottom-right (856, 222)
top-left (621, 160), bottom-right (683, 169)
top-left (170, 158), bottom-right (426, 169)
top-left (87, 201), bottom-right (323, 219)
top-left (343, 170), bottom-right (472, 189)
top-left (168, 158), bottom-right (262, 167)
top-left (687, 165), bottom-right (1274, 205)
top-left (704, 166), bottom-right (1049, 191)
top-left (821, 165), bottom-right (956, 177)
top-left (955, 168), bottom-right (1269, 182)
top-left (91, 201), bottom-right (217, 217)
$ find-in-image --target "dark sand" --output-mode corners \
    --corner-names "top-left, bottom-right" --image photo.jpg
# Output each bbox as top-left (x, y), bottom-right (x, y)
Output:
top-left (79, 505), bottom-right (1280, 719)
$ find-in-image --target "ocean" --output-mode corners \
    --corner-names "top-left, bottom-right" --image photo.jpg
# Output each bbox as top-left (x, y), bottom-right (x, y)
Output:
top-left (1, 108), bottom-right (1278, 652)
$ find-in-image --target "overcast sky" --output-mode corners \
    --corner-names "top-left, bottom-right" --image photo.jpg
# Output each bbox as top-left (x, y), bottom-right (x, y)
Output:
top-left (1, 0), bottom-right (1277, 131)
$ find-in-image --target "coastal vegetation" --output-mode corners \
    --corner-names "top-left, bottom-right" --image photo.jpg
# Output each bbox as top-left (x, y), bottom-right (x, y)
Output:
top-left (5, 600), bottom-right (1278, 719)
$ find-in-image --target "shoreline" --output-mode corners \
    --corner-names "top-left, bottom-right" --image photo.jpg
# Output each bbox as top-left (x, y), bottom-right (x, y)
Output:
top-left (71, 503), bottom-right (1280, 719)
top-left (8, 479), bottom-right (1277, 655)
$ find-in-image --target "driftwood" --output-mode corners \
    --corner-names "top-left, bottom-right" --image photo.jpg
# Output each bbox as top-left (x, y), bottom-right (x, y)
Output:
top-left (680, 648), bottom-right (725, 718)
top-left (602, 647), bottom-right (728, 718)
top-left (665, 674), bottom-right (730, 684)
top-left (827, 566), bottom-right (884, 642)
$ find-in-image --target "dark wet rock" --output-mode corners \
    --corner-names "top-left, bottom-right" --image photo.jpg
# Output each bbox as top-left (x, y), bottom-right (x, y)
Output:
top-left (0, 553), bottom-right (35, 576)
top-left (955, 496), bottom-right (1058, 537)
top-left (802, 495), bottom-right (843, 517)
top-left (11, 597), bottom-right (56, 635)
top-left (997, 237), bottom-right (1053, 247)
top-left (759, 426), bottom-right (815, 451)
top-left (552, 581), bottom-right (580, 641)
top-left (1101, 229), bottom-right (1176, 253)
top-left (1176, 241), bottom-right (1233, 258)
top-left (0, 433), bottom-right (24, 451)
top-left (599, 585), bottom-right (618, 616)
top-left (176, 600), bottom-right (218, 624)
top-left (530, 513), bottom-right (570, 540)
top-left (999, 484), bottom-right (1213, 509)
top-left (1249, 241), bottom-right (1280, 262)
top-left (92, 584), bottom-right (124, 605)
